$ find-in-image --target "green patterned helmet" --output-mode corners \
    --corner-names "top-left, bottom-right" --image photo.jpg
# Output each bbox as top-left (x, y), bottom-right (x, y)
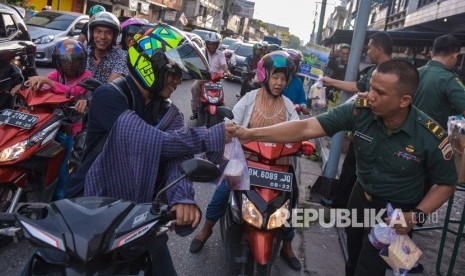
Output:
top-left (88, 5), bottom-right (106, 17)
top-left (127, 24), bottom-right (210, 93)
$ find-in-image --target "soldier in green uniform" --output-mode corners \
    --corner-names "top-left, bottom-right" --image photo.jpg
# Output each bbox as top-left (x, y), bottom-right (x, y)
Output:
top-left (414, 34), bottom-right (465, 128)
top-left (228, 60), bottom-right (457, 275)
top-left (320, 32), bottom-right (393, 210)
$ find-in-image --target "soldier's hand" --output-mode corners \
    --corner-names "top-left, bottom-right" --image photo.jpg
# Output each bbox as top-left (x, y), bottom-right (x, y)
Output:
top-left (384, 211), bottom-right (415, 235)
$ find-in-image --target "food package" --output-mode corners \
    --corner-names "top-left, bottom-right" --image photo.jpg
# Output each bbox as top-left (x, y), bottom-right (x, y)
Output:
top-left (380, 235), bottom-right (422, 274)
top-left (223, 137), bottom-right (250, 190)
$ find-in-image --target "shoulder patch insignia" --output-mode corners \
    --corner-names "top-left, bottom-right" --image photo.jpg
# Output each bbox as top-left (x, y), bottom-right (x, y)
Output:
top-left (441, 143), bottom-right (453, 160)
top-left (355, 98), bottom-right (370, 108)
top-left (438, 137), bottom-right (449, 150)
top-left (424, 119), bottom-right (446, 140)
top-left (455, 77), bottom-right (465, 90)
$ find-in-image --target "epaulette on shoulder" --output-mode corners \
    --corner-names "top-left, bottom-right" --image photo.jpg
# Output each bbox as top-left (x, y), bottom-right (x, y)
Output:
top-left (423, 118), bottom-right (447, 140)
top-left (355, 98), bottom-right (370, 108)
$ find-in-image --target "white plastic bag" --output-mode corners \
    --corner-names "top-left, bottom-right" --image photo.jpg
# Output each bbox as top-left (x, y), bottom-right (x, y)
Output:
top-left (223, 137), bottom-right (250, 190)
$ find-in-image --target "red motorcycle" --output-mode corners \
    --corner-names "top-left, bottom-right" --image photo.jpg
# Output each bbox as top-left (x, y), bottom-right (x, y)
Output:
top-left (0, 70), bottom-right (78, 246)
top-left (220, 141), bottom-right (300, 275)
top-left (197, 72), bottom-right (225, 127)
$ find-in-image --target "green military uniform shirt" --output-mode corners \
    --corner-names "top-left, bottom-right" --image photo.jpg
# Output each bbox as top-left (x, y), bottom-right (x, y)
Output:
top-left (413, 60), bottom-right (465, 128)
top-left (316, 101), bottom-right (457, 204)
top-left (356, 65), bottom-right (376, 92)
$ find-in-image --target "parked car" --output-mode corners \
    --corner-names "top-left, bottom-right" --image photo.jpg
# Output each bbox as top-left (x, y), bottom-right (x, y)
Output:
top-left (230, 42), bottom-right (253, 82)
top-left (26, 10), bottom-right (88, 64)
top-left (191, 29), bottom-right (221, 42)
top-left (0, 3), bottom-right (36, 92)
top-left (220, 37), bottom-right (241, 50)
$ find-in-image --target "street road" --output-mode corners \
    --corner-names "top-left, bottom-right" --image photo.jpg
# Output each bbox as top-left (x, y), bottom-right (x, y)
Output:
top-left (0, 65), bottom-right (242, 275)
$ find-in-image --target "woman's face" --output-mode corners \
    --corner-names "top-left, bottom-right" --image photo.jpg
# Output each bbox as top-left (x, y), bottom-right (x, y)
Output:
top-left (267, 71), bottom-right (287, 96)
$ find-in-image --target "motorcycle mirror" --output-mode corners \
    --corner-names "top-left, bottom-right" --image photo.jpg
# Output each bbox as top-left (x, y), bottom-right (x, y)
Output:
top-left (216, 106), bottom-right (234, 121)
top-left (153, 158), bottom-right (220, 204)
top-left (78, 78), bottom-right (103, 92)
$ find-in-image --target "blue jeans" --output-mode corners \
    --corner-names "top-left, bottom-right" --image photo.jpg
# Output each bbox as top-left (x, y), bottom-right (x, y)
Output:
top-left (54, 131), bottom-right (73, 200)
top-left (206, 180), bottom-right (295, 242)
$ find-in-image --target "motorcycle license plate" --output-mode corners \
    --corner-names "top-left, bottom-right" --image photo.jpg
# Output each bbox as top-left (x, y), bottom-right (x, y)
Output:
top-left (248, 167), bottom-right (293, 192)
top-left (0, 109), bottom-right (39, 129)
top-left (205, 83), bottom-right (222, 90)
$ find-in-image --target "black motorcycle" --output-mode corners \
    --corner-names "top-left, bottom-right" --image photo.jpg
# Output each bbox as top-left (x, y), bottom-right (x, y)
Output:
top-left (0, 158), bottom-right (219, 275)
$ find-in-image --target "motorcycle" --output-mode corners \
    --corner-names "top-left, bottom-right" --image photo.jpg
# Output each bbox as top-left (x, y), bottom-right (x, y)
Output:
top-left (238, 65), bottom-right (260, 99)
top-left (197, 72), bottom-right (226, 127)
top-left (0, 158), bottom-right (220, 275)
top-left (220, 140), bottom-right (300, 275)
top-left (224, 50), bottom-right (236, 80)
top-left (0, 69), bottom-right (94, 246)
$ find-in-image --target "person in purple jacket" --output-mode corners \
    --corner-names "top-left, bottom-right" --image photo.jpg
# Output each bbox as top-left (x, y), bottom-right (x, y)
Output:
top-left (67, 24), bottom-right (228, 276)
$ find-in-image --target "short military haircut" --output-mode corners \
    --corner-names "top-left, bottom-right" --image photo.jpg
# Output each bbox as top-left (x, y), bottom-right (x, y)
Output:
top-left (432, 34), bottom-right (461, 56)
top-left (369, 32), bottom-right (393, 56)
top-left (376, 60), bottom-right (419, 97)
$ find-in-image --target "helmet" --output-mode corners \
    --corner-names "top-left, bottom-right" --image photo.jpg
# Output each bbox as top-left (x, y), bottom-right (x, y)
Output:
top-left (253, 42), bottom-right (263, 52)
top-left (52, 39), bottom-right (87, 79)
top-left (127, 24), bottom-right (210, 94)
top-left (285, 49), bottom-right (302, 73)
top-left (120, 17), bottom-right (145, 50)
top-left (256, 50), bottom-right (294, 86)
top-left (88, 5), bottom-right (106, 17)
top-left (88, 11), bottom-right (120, 46)
top-left (204, 32), bottom-right (221, 43)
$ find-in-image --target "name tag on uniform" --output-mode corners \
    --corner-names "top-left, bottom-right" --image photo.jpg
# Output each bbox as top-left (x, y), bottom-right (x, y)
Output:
top-left (354, 131), bottom-right (373, 144)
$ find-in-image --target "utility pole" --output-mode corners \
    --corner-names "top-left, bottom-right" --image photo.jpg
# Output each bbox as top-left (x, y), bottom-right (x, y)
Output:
top-left (311, 5), bottom-right (318, 43)
top-left (315, 0), bottom-right (327, 44)
top-left (323, 0), bottom-right (373, 180)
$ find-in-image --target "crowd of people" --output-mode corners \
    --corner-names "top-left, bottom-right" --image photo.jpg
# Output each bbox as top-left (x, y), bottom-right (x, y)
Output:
top-left (1, 4), bottom-right (464, 275)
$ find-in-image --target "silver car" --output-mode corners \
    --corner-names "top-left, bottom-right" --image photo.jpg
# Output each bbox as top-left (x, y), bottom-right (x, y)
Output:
top-left (26, 10), bottom-right (88, 64)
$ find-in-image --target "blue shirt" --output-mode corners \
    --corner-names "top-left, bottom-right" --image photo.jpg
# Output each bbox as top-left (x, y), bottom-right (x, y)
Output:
top-left (283, 76), bottom-right (306, 106)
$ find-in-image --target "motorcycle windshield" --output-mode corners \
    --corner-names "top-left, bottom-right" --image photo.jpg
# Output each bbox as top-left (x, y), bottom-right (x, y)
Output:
top-left (165, 42), bottom-right (210, 81)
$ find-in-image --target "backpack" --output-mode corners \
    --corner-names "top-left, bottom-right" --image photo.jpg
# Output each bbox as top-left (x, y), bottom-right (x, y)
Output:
top-left (68, 77), bottom-right (135, 171)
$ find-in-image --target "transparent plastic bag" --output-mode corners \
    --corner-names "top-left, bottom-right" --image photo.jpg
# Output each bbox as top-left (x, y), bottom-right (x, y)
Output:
top-left (223, 137), bottom-right (250, 190)
top-left (368, 203), bottom-right (397, 250)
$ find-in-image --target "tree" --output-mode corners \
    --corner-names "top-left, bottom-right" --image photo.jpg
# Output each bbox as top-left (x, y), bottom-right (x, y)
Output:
top-left (288, 34), bottom-right (302, 49)
top-left (5, 0), bottom-right (36, 10)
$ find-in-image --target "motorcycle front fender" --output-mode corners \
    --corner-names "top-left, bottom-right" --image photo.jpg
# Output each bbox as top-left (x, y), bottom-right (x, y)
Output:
top-left (244, 224), bottom-right (276, 265)
top-left (205, 104), bottom-right (218, 115)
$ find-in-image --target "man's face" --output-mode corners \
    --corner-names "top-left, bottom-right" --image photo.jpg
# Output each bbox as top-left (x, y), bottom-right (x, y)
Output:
top-left (367, 71), bottom-right (403, 117)
top-left (340, 48), bottom-right (350, 63)
top-left (158, 72), bottom-right (182, 99)
top-left (92, 26), bottom-right (114, 51)
top-left (367, 39), bottom-right (380, 64)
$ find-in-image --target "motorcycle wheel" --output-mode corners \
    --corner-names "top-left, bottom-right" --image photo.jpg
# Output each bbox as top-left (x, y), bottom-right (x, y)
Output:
top-left (0, 184), bottom-right (18, 247)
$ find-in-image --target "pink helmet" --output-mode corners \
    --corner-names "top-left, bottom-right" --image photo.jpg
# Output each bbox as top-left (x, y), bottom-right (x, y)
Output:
top-left (256, 51), bottom-right (294, 85)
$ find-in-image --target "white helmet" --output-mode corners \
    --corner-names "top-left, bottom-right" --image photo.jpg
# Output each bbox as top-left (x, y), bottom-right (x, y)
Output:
top-left (88, 11), bottom-right (121, 46)
top-left (204, 32), bottom-right (221, 43)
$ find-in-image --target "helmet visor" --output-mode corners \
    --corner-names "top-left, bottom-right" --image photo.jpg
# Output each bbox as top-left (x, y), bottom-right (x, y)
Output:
top-left (165, 41), bottom-right (210, 80)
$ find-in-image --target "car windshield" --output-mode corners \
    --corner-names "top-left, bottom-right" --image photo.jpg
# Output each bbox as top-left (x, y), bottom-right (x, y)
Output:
top-left (191, 30), bottom-right (213, 41)
top-left (26, 11), bottom-right (76, 31)
top-left (222, 38), bottom-right (237, 46)
top-left (235, 44), bottom-right (253, 57)
top-left (228, 42), bottom-right (241, 51)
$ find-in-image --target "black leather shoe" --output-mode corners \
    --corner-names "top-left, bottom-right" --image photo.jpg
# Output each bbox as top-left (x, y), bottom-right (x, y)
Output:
top-left (189, 233), bottom-right (211, 253)
top-left (280, 249), bottom-right (302, 271)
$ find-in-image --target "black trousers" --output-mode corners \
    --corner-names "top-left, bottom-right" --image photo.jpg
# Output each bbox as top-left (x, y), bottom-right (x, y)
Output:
top-left (345, 182), bottom-right (417, 276)
top-left (333, 142), bottom-right (357, 208)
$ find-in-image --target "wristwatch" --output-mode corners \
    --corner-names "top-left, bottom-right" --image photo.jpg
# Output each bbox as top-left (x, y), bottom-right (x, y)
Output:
top-left (412, 208), bottom-right (427, 227)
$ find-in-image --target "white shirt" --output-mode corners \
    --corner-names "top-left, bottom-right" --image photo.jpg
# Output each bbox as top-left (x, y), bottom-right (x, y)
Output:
top-left (205, 49), bottom-right (227, 74)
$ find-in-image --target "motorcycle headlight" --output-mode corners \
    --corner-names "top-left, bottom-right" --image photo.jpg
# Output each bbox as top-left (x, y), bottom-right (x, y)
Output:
top-left (34, 35), bottom-right (55, 44)
top-left (267, 200), bottom-right (290, 230)
top-left (207, 95), bottom-right (219, 104)
top-left (0, 120), bottom-right (60, 162)
top-left (242, 194), bottom-right (263, 229)
top-left (0, 140), bottom-right (28, 162)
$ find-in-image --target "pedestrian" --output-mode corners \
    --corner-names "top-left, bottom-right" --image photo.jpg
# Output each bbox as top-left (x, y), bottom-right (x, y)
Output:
top-left (320, 32), bottom-right (392, 209)
top-left (77, 5), bottom-right (106, 45)
top-left (228, 59), bottom-right (457, 276)
top-left (283, 48), bottom-right (308, 114)
top-left (190, 32), bottom-right (231, 120)
top-left (67, 24), bottom-right (227, 276)
top-left (190, 51), bottom-right (302, 270)
top-left (86, 11), bottom-right (128, 83)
